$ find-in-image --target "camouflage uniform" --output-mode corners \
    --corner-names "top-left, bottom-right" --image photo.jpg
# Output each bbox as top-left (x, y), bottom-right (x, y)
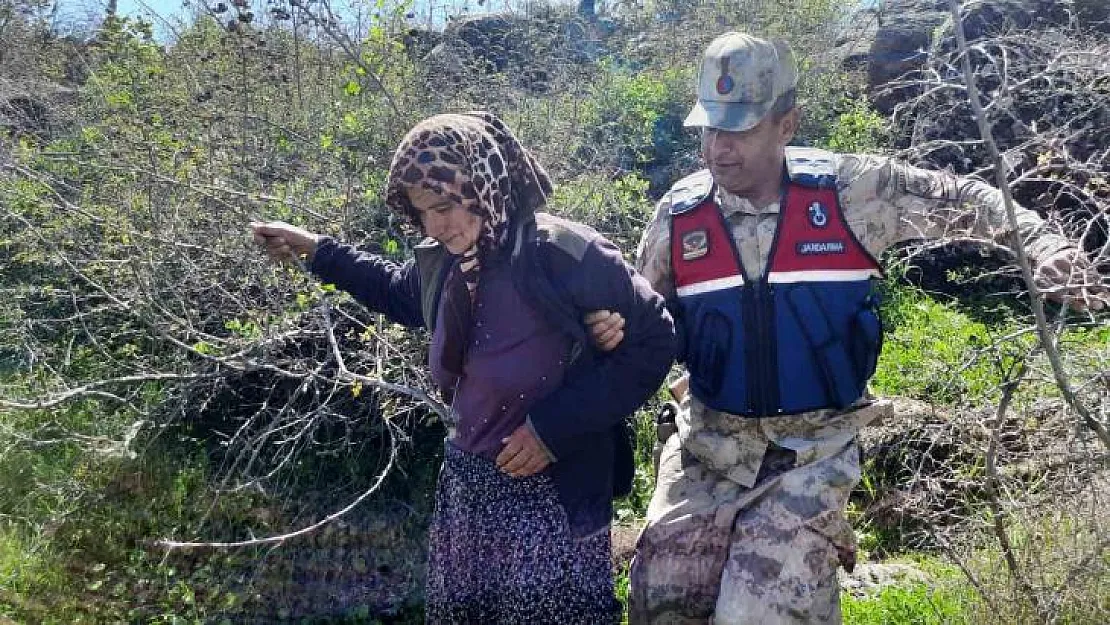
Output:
top-left (628, 153), bottom-right (1071, 624)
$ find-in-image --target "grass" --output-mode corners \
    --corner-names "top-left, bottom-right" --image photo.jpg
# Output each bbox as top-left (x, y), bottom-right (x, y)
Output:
top-left (611, 553), bottom-right (982, 624)
top-left (843, 581), bottom-right (974, 625)
top-left (0, 525), bottom-right (68, 619)
top-left (615, 561), bottom-right (632, 624)
top-left (842, 557), bottom-right (972, 624)
top-left (872, 276), bottom-right (1108, 407)
top-left (956, 507), bottom-right (1110, 624)
top-left (872, 277), bottom-right (1028, 404)
top-left (0, 383), bottom-right (441, 622)
top-left (0, 435), bottom-right (227, 622)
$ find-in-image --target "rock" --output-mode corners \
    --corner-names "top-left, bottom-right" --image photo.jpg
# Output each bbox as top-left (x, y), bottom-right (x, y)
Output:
top-left (0, 78), bottom-right (75, 136)
top-left (826, 11), bottom-right (881, 73)
top-left (417, 10), bottom-right (610, 93)
top-left (855, 398), bottom-right (985, 546)
top-left (862, 0), bottom-right (1087, 112)
top-left (891, 238), bottom-right (1025, 303)
top-left (854, 394), bottom-right (1100, 555)
top-left (867, 0), bottom-right (948, 109)
top-left (839, 561), bottom-right (930, 597)
top-left (611, 522), bottom-right (643, 571)
top-left (401, 26), bottom-right (442, 58)
top-left (422, 41), bottom-right (473, 77)
top-left (1074, 0), bottom-right (1110, 27)
top-left (444, 14), bottom-right (516, 72)
top-left (878, 13), bottom-right (1110, 258)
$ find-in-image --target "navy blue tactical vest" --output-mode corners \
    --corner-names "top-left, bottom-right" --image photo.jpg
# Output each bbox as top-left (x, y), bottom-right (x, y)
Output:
top-left (669, 148), bottom-right (884, 417)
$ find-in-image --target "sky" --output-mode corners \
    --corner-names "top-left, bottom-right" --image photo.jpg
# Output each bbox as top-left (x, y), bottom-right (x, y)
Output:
top-left (110, 0), bottom-right (534, 19)
top-left (49, 0), bottom-right (573, 39)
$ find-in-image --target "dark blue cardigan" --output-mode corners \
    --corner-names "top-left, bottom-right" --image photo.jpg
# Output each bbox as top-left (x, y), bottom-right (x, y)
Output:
top-left (310, 212), bottom-right (675, 537)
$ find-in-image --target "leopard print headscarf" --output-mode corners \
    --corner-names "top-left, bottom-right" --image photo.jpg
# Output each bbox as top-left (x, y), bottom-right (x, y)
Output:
top-left (385, 111), bottom-right (554, 375)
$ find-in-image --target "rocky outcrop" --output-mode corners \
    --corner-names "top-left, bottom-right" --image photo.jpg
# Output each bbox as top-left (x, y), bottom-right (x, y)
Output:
top-left (401, 26), bottom-right (443, 59)
top-left (839, 561), bottom-right (930, 597)
top-left (0, 78), bottom-right (75, 136)
top-left (843, 0), bottom-right (1099, 112)
top-left (419, 10), bottom-right (608, 93)
top-left (865, 0), bottom-right (947, 101)
top-left (444, 14), bottom-right (518, 72)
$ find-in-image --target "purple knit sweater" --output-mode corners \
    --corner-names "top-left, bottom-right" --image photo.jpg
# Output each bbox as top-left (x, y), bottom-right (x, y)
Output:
top-left (429, 257), bottom-right (570, 459)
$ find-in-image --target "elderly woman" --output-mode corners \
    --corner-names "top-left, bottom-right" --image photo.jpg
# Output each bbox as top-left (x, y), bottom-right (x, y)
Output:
top-left (251, 111), bottom-right (674, 623)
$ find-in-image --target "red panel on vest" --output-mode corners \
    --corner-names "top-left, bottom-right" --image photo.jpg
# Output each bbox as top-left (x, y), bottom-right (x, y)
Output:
top-left (770, 186), bottom-right (879, 274)
top-left (672, 200), bottom-right (744, 288)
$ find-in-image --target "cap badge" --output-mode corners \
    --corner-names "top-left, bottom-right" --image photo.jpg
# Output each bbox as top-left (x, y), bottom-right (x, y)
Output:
top-left (715, 56), bottom-right (734, 95)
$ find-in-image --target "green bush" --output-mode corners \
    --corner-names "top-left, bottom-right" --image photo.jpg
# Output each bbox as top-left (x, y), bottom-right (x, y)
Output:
top-left (578, 63), bottom-right (693, 168)
top-left (818, 96), bottom-right (890, 154)
top-left (550, 171), bottom-right (654, 253)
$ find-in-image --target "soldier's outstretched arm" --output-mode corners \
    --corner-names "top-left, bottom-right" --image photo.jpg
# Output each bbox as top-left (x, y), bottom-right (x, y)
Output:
top-left (837, 154), bottom-right (1106, 310)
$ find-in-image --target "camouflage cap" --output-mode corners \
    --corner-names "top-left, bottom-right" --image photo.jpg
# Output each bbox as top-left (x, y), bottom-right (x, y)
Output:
top-left (684, 33), bottom-right (798, 132)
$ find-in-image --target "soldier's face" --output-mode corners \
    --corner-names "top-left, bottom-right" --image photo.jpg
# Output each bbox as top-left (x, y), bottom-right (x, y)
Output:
top-left (701, 111), bottom-right (797, 202)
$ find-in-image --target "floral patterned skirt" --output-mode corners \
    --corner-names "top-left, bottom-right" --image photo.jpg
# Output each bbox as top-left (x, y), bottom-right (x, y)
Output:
top-left (425, 442), bottom-right (621, 625)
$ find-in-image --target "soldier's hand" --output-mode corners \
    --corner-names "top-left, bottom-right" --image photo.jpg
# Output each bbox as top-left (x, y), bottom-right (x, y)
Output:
top-left (1034, 248), bottom-right (1108, 312)
top-left (497, 425), bottom-right (552, 477)
top-left (585, 310), bottom-right (625, 352)
top-left (250, 221), bottom-right (320, 264)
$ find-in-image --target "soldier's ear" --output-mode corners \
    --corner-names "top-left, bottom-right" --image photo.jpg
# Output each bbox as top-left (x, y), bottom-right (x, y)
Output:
top-left (777, 108), bottom-right (800, 145)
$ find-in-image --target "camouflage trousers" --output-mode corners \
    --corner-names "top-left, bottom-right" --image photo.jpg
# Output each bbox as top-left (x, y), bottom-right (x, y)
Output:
top-left (628, 436), bottom-right (860, 625)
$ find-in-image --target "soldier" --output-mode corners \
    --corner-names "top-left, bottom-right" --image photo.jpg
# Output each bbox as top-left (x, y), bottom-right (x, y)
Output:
top-left (622, 32), bottom-right (1107, 624)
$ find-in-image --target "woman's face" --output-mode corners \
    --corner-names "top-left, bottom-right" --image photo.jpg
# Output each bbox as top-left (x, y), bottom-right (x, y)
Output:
top-left (407, 185), bottom-right (483, 255)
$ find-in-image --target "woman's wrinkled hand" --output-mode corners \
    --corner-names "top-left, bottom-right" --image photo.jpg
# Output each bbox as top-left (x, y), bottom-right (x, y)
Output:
top-left (250, 221), bottom-right (321, 264)
top-left (497, 425), bottom-right (552, 477)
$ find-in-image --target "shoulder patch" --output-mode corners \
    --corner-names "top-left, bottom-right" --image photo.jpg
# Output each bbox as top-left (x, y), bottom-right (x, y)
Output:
top-left (534, 212), bottom-right (593, 261)
top-left (785, 147), bottom-right (839, 190)
top-left (667, 169), bottom-right (715, 215)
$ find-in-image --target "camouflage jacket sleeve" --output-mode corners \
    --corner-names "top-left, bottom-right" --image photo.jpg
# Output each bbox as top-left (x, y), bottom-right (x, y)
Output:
top-left (837, 154), bottom-right (1073, 263)
top-left (635, 196), bottom-right (686, 360)
top-left (635, 196), bottom-right (676, 299)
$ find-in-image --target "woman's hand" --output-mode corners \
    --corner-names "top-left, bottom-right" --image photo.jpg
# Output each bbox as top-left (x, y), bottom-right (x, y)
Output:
top-left (250, 221), bottom-right (321, 264)
top-left (497, 425), bottom-right (552, 477)
top-left (585, 310), bottom-right (625, 352)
